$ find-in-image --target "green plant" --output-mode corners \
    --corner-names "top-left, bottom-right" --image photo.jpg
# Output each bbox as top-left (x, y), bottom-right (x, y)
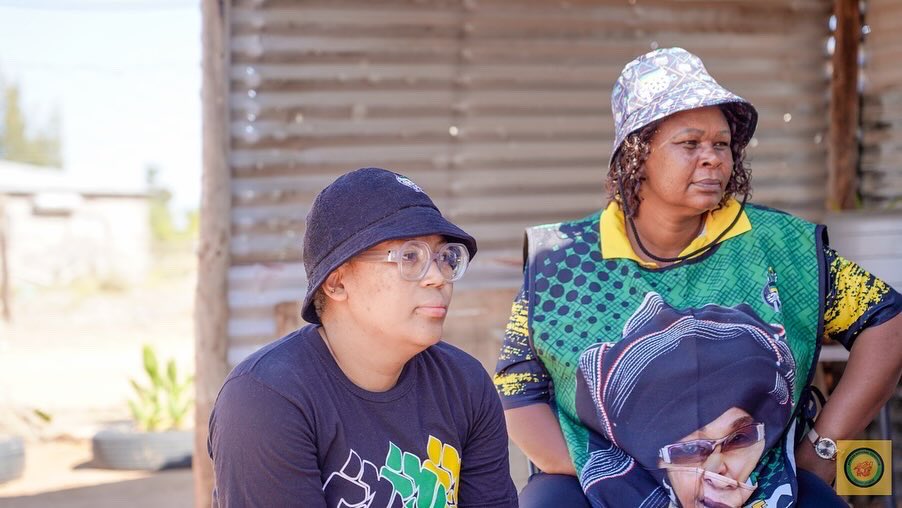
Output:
top-left (128, 345), bottom-right (193, 431)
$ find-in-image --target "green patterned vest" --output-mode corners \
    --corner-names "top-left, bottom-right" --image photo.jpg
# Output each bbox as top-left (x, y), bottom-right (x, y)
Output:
top-left (526, 204), bottom-right (825, 476)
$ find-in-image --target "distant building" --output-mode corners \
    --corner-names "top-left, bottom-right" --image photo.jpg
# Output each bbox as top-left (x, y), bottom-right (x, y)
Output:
top-left (0, 160), bottom-right (150, 288)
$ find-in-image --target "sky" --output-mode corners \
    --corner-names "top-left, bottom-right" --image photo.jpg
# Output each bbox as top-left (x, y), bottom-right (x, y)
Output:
top-left (0, 0), bottom-right (202, 216)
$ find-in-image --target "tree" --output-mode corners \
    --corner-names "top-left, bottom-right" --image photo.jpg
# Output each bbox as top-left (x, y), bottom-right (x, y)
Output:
top-left (0, 80), bottom-right (63, 167)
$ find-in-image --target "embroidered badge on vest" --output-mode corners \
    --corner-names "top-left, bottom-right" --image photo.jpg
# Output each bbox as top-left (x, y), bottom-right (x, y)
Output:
top-left (762, 267), bottom-right (782, 312)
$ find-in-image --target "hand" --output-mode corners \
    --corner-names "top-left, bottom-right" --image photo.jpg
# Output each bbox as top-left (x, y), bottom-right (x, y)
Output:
top-left (505, 404), bottom-right (577, 476)
top-left (794, 437), bottom-right (837, 486)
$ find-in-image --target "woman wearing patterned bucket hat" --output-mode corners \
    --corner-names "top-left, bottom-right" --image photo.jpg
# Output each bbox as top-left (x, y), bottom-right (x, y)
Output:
top-left (209, 168), bottom-right (518, 507)
top-left (494, 48), bottom-right (902, 507)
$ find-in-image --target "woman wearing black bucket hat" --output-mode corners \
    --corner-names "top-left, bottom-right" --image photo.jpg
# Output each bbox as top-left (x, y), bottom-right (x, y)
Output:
top-left (209, 168), bottom-right (517, 507)
top-left (494, 48), bottom-right (902, 507)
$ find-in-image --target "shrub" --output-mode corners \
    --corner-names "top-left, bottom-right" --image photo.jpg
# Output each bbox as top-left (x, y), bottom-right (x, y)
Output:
top-left (128, 345), bottom-right (193, 431)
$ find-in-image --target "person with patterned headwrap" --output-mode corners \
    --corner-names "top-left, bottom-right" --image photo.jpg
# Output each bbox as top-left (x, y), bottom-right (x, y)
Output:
top-left (575, 293), bottom-right (795, 507)
top-left (493, 47), bottom-right (902, 507)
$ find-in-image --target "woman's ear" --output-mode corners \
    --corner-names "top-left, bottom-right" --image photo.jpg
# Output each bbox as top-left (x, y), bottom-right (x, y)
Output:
top-left (322, 269), bottom-right (348, 301)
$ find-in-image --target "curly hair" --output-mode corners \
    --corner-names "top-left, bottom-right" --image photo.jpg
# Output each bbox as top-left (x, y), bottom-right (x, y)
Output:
top-left (313, 289), bottom-right (327, 319)
top-left (606, 105), bottom-right (752, 218)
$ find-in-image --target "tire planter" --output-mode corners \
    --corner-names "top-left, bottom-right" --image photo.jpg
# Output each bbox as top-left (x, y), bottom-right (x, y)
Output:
top-left (0, 435), bottom-right (25, 484)
top-left (92, 427), bottom-right (193, 471)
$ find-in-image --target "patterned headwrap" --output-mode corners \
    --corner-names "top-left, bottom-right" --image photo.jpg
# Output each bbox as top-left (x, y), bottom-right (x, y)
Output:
top-left (575, 293), bottom-right (795, 506)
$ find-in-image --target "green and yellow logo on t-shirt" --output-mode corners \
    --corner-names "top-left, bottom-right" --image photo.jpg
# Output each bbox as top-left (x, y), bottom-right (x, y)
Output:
top-left (380, 435), bottom-right (461, 507)
top-left (324, 435), bottom-right (461, 508)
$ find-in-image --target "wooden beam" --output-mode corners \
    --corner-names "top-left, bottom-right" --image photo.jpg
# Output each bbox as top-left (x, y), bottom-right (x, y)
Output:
top-left (195, 0), bottom-right (231, 506)
top-left (827, 0), bottom-right (861, 211)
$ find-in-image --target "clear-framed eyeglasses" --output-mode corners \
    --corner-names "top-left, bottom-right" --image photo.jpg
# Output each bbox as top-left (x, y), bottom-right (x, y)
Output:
top-left (355, 240), bottom-right (470, 282)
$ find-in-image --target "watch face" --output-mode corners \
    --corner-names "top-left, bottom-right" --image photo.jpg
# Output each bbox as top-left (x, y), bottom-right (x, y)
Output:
top-left (815, 438), bottom-right (837, 459)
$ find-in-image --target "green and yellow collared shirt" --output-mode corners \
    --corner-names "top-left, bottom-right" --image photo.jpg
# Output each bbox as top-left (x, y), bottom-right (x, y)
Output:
top-left (494, 200), bottom-right (902, 403)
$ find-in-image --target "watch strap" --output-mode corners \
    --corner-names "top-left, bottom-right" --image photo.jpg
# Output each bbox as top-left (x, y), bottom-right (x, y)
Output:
top-left (806, 428), bottom-right (820, 444)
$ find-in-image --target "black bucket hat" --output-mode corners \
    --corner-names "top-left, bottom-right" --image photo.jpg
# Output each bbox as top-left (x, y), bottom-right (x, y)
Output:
top-left (301, 167), bottom-right (477, 324)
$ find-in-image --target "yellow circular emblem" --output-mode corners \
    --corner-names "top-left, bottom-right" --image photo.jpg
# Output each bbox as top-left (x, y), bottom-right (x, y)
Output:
top-left (843, 447), bottom-right (884, 488)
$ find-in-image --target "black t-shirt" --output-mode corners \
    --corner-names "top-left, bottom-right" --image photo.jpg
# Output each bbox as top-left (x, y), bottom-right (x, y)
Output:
top-left (208, 325), bottom-right (518, 508)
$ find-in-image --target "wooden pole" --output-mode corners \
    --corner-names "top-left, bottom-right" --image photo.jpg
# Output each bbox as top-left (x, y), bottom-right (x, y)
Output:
top-left (827, 0), bottom-right (861, 211)
top-left (195, 0), bottom-right (231, 506)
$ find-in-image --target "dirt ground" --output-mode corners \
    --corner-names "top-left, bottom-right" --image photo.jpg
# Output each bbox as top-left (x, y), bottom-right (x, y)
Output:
top-left (0, 250), bottom-right (195, 507)
top-left (0, 439), bottom-right (192, 508)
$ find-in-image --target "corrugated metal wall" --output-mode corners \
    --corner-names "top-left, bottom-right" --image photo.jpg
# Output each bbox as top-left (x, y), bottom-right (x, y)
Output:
top-left (226, 0), bottom-right (831, 363)
top-left (861, 0), bottom-right (902, 207)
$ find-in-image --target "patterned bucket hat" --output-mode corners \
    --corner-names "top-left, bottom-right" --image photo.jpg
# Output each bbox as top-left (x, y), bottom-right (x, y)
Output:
top-left (610, 47), bottom-right (758, 165)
